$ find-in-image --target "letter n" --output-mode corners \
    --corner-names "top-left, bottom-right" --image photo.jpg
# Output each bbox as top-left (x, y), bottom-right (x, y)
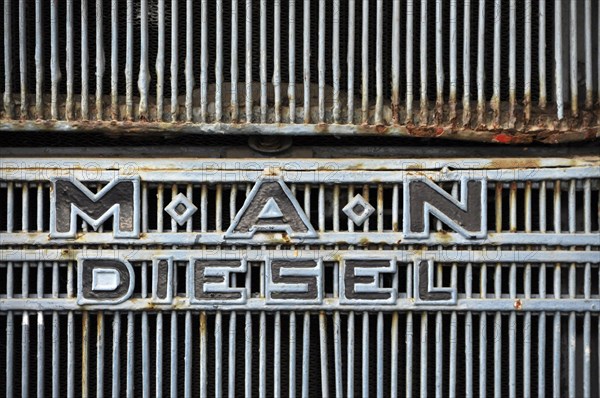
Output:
top-left (50, 176), bottom-right (140, 238)
top-left (403, 177), bottom-right (487, 239)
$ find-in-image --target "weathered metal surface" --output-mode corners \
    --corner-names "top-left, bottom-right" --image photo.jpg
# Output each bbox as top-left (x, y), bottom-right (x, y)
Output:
top-left (1, 0), bottom-right (600, 394)
top-left (1, 118), bottom-right (598, 145)
top-left (1, 157), bottom-right (599, 310)
top-left (1, 1), bottom-right (598, 143)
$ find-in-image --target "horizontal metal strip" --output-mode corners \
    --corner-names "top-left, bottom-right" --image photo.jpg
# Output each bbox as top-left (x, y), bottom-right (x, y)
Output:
top-left (2, 232), bottom-right (599, 247)
top-left (2, 249), bottom-right (598, 264)
top-left (3, 146), bottom-right (599, 159)
top-left (1, 165), bottom-right (599, 183)
top-left (0, 121), bottom-right (598, 144)
top-left (2, 156), bottom-right (598, 172)
top-left (0, 297), bottom-right (597, 313)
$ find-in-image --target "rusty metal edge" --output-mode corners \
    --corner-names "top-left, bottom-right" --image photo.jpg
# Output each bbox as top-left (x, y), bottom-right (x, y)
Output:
top-left (1, 119), bottom-right (598, 144)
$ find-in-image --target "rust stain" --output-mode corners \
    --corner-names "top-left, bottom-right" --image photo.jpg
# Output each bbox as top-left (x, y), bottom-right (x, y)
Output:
top-left (436, 230), bottom-right (453, 245)
top-left (523, 96), bottom-right (531, 124)
top-left (488, 158), bottom-right (542, 169)
top-left (97, 313), bottom-right (104, 334)
top-left (314, 123), bottom-right (329, 134)
top-left (375, 124), bottom-right (388, 134)
top-left (514, 299), bottom-right (523, 310)
top-left (391, 103), bottom-right (400, 123)
top-left (200, 312), bottom-right (207, 333)
top-left (539, 131), bottom-right (596, 144)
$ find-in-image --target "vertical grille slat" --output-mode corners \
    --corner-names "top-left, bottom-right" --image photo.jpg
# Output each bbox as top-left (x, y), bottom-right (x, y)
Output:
top-left (464, 263), bottom-right (473, 397)
top-left (111, 312), bottom-right (121, 398)
top-left (81, 0), bottom-right (90, 120)
top-left (419, 0), bottom-right (428, 124)
top-left (450, 0), bottom-right (458, 122)
top-left (96, 312), bottom-right (105, 398)
top-left (200, 0), bottom-right (208, 123)
top-left (259, 0), bottom-right (267, 124)
top-left (125, 0), bottom-right (134, 120)
top-left (169, 0), bottom-right (178, 122)
top-left (361, 0), bottom-right (369, 125)
top-left (347, 0), bottom-right (355, 124)
top-left (435, 0), bottom-right (444, 122)
top-left (95, 0), bottom-right (104, 121)
top-left (552, 264), bottom-right (562, 397)
top-left (141, 262), bottom-right (150, 398)
top-left (18, 0), bottom-right (27, 118)
top-left (156, 0), bottom-right (165, 121)
top-left (302, 0), bottom-right (310, 124)
top-left (539, 0), bottom-right (547, 110)
top-left (569, 0), bottom-right (578, 117)
top-left (244, 311), bottom-right (253, 397)
top-left (509, 0), bottom-right (516, 126)
top-left (138, 0), bottom-right (149, 119)
top-left (492, 0), bottom-right (501, 125)
top-left (554, 2), bottom-right (564, 120)
top-left (318, 0), bottom-right (326, 124)
top-left (126, 311), bottom-right (135, 397)
top-left (3, 0), bottom-right (13, 118)
top-left (169, 310), bottom-right (177, 397)
top-left (66, 0), bottom-right (74, 120)
top-left (34, 0), bottom-right (43, 119)
top-left (216, 0), bottom-right (224, 122)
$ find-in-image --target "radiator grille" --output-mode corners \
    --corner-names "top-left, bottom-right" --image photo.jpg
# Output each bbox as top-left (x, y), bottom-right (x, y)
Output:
top-left (2, 311), bottom-right (600, 397)
top-left (1, 0), bottom-right (599, 142)
top-left (1, 155), bottom-right (600, 397)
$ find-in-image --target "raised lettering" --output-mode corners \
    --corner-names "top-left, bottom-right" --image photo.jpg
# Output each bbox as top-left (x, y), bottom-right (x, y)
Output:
top-left (340, 258), bottom-right (397, 304)
top-left (404, 177), bottom-right (487, 239)
top-left (225, 176), bottom-right (317, 240)
top-left (413, 258), bottom-right (457, 305)
top-left (190, 258), bottom-right (247, 303)
top-left (265, 258), bottom-right (323, 304)
top-left (50, 176), bottom-right (140, 238)
top-left (77, 256), bottom-right (135, 305)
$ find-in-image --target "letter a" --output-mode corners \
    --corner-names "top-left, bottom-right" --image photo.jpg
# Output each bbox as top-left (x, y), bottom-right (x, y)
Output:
top-left (225, 176), bottom-right (317, 239)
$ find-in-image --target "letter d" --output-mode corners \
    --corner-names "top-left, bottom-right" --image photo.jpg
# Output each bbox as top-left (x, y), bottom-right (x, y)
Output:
top-left (77, 257), bottom-right (135, 305)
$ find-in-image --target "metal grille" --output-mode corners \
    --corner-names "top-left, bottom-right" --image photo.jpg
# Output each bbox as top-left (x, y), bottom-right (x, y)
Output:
top-left (1, 0), bottom-right (599, 143)
top-left (1, 155), bottom-right (600, 397)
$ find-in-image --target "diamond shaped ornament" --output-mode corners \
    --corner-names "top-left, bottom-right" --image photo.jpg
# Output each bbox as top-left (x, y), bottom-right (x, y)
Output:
top-left (165, 193), bottom-right (198, 226)
top-left (343, 194), bottom-right (375, 226)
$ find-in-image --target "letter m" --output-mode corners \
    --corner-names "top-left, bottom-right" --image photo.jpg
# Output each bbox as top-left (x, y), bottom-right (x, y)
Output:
top-left (50, 177), bottom-right (140, 238)
top-left (404, 177), bottom-right (487, 239)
